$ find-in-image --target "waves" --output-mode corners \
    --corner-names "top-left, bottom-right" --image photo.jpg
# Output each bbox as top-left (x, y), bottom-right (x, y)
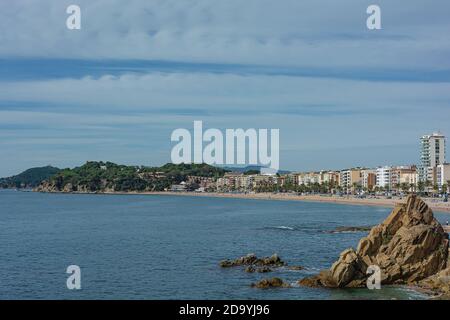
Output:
top-left (271, 225), bottom-right (295, 231)
top-left (261, 225), bottom-right (372, 234)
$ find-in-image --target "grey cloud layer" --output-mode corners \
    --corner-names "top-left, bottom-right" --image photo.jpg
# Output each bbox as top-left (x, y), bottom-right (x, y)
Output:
top-left (1, 0), bottom-right (450, 69)
top-left (1, 73), bottom-right (449, 111)
top-left (1, 0), bottom-right (450, 176)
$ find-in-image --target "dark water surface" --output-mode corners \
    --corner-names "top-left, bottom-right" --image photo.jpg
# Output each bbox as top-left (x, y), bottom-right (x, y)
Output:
top-left (1, 190), bottom-right (447, 299)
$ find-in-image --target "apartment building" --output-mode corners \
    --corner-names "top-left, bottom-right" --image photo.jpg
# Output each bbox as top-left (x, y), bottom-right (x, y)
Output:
top-left (390, 166), bottom-right (417, 191)
top-left (419, 132), bottom-right (446, 182)
top-left (297, 172), bottom-right (320, 185)
top-left (339, 169), bottom-right (363, 194)
top-left (319, 171), bottom-right (340, 186)
top-left (376, 166), bottom-right (392, 189)
top-left (361, 169), bottom-right (376, 191)
top-left (437, 163), bottom-right (450, 190)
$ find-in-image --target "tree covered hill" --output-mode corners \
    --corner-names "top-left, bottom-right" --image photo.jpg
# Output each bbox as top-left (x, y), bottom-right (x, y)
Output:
top-left (0, 166), bottom-right (61, 189)
top-left (36, 161), bottom-right (228, 193)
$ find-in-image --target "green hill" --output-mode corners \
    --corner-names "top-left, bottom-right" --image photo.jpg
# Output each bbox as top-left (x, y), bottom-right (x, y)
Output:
top-left (38, 161), bottom-right (228, 192)
top-left (0, 166), bottom-right (61, 189)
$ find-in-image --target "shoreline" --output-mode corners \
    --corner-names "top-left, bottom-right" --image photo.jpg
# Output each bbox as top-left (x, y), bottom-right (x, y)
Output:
top-left (29, 188), bottom-right (450, 214)
top-left (115, 191), bottom-right (450, 213)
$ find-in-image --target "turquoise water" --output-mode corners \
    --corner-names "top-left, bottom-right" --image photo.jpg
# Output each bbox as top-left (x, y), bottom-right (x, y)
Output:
top-left (1, 189), bottom-right (446, 300)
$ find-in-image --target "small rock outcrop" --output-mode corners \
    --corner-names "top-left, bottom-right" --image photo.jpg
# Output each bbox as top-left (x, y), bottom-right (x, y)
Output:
top-left (251, 277), bottom-right (290, 289)
top-left (219, 253), bottom-right (286, 268)
top-left (245, 266), bottom-right (273, 273)
top-left (419, 266), bottom-right (450, 298)
top-left (328, 226), bottom-right (373, 233)
top-left (299, 195), bottom-right (449, 288)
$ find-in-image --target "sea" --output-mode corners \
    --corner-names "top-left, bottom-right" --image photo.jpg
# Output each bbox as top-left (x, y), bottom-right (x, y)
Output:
top-left (1, 189), bottom-right (447, 300)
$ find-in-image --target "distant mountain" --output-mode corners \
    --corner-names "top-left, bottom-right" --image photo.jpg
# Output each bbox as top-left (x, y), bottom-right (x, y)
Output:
top-left (0, 166), bottom-right (61, 189)
top-left (220, 165), bottom-right (291, 174)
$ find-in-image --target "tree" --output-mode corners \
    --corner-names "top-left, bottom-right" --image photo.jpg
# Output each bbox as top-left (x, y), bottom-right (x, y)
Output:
top-left (442, 184), bottom-right (448, 195)
top-left (433, 184), bottom-right (439, 195)
top-left (425, 180), bottom-right (432, 193)
top-left (417, 181), bottom-right (425, 194)
top-left (401, 183), bottom-right (410, 194)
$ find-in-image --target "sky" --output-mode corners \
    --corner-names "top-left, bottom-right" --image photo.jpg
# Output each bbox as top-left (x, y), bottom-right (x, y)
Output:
top-left (1, 0), bottom-right (450, 177)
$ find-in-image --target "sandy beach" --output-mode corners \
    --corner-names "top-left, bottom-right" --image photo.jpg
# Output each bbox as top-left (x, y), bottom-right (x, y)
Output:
top-left (111, 191), bottom-right (450, 214)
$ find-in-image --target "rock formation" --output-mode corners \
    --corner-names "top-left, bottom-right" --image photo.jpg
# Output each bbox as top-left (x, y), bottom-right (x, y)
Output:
top-left (251, 277), bottom-right (290, 289)
top-left (327, 226), bottom-right (373, 233)
top-left (219, 253), bottom-right (286, 268)
top-left (299, 195), bottom-right (449, 288)
top-left (418, 266), bottom-right (450, 298)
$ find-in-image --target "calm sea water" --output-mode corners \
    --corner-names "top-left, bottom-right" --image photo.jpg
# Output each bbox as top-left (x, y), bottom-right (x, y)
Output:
top-left (1, 189), bottom-right (448, 300)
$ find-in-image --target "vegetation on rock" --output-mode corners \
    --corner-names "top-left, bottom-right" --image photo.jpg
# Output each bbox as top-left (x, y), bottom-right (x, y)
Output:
top-left (0, 166), bottom-right (60, 189)
top-left (36, 161), bottom-right (228, 193)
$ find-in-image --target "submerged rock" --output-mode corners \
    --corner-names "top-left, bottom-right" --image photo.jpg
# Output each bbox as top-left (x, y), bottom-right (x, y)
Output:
top-left (245, 266), bottom-right (256, 273)
top-left (219, 253), bottom-right (286, 268)
top-left (299, 195), bottom-right (449, 289)
top-left (328, 226), bottom-right (373, 233)
top-left (251, 277), bottom-right (290, 289)
top-left (256, 267), bottom-right (272, 273)
top-left (287, 266), bottom-right (305, 271)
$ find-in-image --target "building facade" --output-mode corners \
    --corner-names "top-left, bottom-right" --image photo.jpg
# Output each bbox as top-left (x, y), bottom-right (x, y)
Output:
top-left (376, 166), bottom-right (392, 189)
top-left (437, 164), bottom-right (450, 190)
top-left (339, 169), bottom-right (362, 194)
top-left (419, 132), bottom-right (446, 182)
top-left (361, 169), bottom-right (376, 191)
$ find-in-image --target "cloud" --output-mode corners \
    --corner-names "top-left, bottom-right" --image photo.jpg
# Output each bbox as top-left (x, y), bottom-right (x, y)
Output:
top-left (1, 0), bottom-right (450, 70)
top-left (1, 0), bottom-right (450, 176)
top-left (1, 72), bottom-right (449, 113)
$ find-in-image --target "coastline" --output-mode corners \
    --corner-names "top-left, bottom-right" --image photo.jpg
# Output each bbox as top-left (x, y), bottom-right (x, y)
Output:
top-left (31, 188), bottom-right (450, 214)
top-left (121, 191), bottom-right (450, 213)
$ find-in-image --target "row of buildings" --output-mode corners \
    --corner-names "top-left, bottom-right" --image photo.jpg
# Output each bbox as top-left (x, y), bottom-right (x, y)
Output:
top-left (213, 166), bottom-right (421, 194)
top-left (172, 132), bottom-right (450, 195)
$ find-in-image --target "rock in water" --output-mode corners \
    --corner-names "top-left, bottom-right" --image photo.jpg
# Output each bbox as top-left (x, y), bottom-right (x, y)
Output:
top-left (299, 195), bottom-right (449, 288)
top-left (419, 266), bottom-right (450, 298)
top-left (251, 277), bottom-right (290, 289)
top-left (219, 253), bottom-right (286, 268)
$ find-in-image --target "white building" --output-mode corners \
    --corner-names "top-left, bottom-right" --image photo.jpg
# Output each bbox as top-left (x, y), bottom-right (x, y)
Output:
top-left (437, 164), bottom-right (450, 190)
top-left (297, 172), bottom-right (320, 185)
top-left (419, 132), bottom-right (446, 182)
top-left (376, 166), bottom-right (392, 189)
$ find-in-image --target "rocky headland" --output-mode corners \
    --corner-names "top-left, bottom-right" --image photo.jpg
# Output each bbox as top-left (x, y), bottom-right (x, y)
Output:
top-left (298, 195), bottom-right (450, 298)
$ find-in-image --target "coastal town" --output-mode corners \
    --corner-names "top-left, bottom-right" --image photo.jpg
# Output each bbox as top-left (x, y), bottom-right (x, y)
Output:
top-left (3, 131), bottom-right (449, 213)
top-left (171, 132), bottom-right (450, 200)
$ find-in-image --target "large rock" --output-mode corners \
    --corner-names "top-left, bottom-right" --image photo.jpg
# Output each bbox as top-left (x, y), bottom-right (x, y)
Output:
top-left (299, 195), bottom-right (449, 288)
